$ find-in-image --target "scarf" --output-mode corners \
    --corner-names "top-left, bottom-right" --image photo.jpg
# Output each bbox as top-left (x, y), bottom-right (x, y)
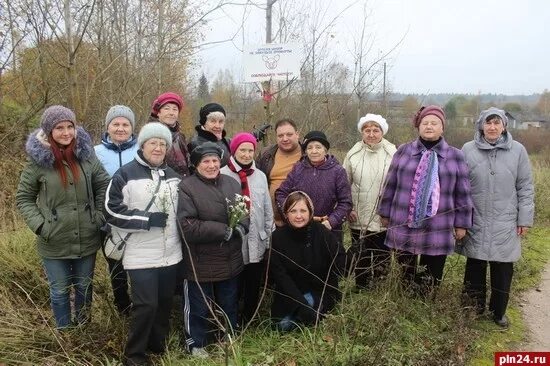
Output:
top-left (228, 158), bottom-right (254, 209)
top-left (407, 149), bottom-right (440, 228)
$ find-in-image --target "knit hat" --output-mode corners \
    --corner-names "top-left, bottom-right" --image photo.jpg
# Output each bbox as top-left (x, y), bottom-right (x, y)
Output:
top-left (190, 141), bottom-right (224, 166)
top-left (151, 92), bottom-right (184, 116)
top-left (230, 132), bottom-right (257, 155)
top-left (137, 122), bottom-right (173, 148)
top-left (413, 105), bottom-right (446, 128)
top-left (476, 107), bottom-right (508, 131)
top-left (357, 113), bottom-right (389, 135)
top-left (199, 103), bottom-right (226, 125)
top-left (105, 105), bottom-right (135, 129)
top-left (40, 105), bottom-right (76, 135)
top-left (302, 130), bottom-right (330, 151)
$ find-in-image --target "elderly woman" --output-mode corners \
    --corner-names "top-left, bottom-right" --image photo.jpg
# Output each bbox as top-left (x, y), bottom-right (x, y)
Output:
top-left (188, 103), bottom-right (231, 166)
top-left (378, 105), bottom-right (473, 291)
top-left (149, 92), bottom-right (190, 177)
top-left (457, 107), bottom-right (534, 328)
top-left (104, 123), bottom-right (183, 365)
top-left (16, 105), bottom-right (110, 329)
top-left (343, 114), bottom-right (396, 289)
top-left (94, 104), bottom-right (138, 315)
top-left (178, 142), bottom-right (249, 358)
top-left (270, 191), bottom-right (346, 331)
top-left (220, 132), bottom-right (274, 323)
top-left (276, 131), bottom-right (352, 242)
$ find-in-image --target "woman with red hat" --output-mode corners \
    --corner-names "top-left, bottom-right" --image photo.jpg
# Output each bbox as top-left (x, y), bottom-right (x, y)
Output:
top-left (150, 92), bottom-right (190, 177)
top-left (377, 105), bottom-right (473, 294)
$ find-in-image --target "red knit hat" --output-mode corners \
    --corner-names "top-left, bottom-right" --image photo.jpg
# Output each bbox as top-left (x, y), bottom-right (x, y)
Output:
top-left (413, 105), bottom-right (446, 128)
top-left (151, 92), bottom-right (184, 116)
top-left (230, 132), bottom-right (257, 155)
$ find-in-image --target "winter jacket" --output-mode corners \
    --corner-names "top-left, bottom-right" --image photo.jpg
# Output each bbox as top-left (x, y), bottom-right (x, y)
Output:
top-left (343, 138), bottom-right (396, 232)
top-left (456, 131), bottom-right (534, 262)
top-left (148, 118), bottom-right (191, 177)
top-left (103, 152), bottom-right (183, 270)
top-left (16, 127), bottom-right (110, 259)
top-left (255, 144), bottom-right (279, 181)
top-left (177, 173), bottom-right (249, 282)
top-left (275, 155), bottom-right (352, 231)
top-left (377, 138), bottom-right (473, 256)
top-left (188, 126), bottom-right (231, 167)
top-left (270, 221), bottom-right (346, 322)
top-left (94, 133), bottom-right (138, 177)
top-left (221, 157), bottom-right (274, 264)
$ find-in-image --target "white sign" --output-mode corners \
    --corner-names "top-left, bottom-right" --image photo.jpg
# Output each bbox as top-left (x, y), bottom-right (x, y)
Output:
top-left (243, 43), bottom-right (301, 82)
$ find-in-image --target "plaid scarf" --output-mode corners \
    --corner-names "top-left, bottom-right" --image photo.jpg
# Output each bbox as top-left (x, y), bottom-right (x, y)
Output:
top-left (408, 149), bottom-right (440, 228)
top-left (228, 158), bottom-right (254, 209)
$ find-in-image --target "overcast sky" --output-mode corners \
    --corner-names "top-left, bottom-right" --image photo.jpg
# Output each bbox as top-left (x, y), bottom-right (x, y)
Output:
top-left (197, 0), bottom-right (549, 95)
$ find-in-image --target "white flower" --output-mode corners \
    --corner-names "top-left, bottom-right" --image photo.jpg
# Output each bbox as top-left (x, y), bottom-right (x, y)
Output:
top-left (227, 193), bottom-right (249, 229)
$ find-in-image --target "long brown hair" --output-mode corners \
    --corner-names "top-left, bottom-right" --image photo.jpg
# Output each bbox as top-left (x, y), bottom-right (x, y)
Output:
top-left (48, 135), bottom-right (80, 188)
top-left (282, 191), bottom-right (314, 223)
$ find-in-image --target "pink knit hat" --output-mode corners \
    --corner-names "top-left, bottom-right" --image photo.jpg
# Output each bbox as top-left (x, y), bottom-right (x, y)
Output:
top-left (413, 105), bottom-right (446, 128)
top-left (230, 132), bottom-right (257, 155)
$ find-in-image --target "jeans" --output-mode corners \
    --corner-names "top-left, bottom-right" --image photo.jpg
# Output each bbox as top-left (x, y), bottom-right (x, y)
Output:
top-left (183, 276), bottom-right (239, 350)
top-left (42, 253), bottom-right (97, 328)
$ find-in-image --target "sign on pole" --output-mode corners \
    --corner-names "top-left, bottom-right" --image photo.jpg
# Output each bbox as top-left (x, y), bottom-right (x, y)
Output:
top-left (243, 43), bottom-right (301, 82)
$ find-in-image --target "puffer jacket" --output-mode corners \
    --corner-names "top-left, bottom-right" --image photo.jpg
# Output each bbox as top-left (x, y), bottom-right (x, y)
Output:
top-left (456, 131), bottom-right (534, 262)
top-left (221, 156), bottom-right (274, 264)
top-left (177, 172), bottom-right (249, 282)
top-left (275, 155), bottom-right (352, 231)
top-left (188, 125), bottom-right (231, 167)
top-left (104, 152), bottom-right (182, 270)
top-left (343, 138), bottom-right (396, 232)
top-left (94, 132), bottom-right (138, 177)
top-left (16, 127), bottom-right (110, 258)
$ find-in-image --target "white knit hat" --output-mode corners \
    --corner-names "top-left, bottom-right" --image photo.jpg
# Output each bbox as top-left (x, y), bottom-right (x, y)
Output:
top-left (105, 105), bottom-right (135, 129)
top-left (357, 113), bottom-right (389, 135)
top-left (137, 122), bottom-right (172, 148)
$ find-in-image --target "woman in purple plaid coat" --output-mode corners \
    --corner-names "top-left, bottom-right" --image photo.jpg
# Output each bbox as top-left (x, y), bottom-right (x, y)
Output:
top-left (377, 105), bottom-right (473, 291)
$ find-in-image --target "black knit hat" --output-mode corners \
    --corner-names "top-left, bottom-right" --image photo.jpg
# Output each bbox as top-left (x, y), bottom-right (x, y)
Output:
top-left (302, 130), bottom-right (330, 151)
top-left (199, 103), bottom-right (226, 125)
top-left (190, 142), bottom-right (224, 166)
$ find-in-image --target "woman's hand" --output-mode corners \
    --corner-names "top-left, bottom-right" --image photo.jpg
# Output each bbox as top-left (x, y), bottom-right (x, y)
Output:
top-left (454, 228), bottom-right (466, 240)
top-left (348, 210), bottom-right (358, 223)
top-left (517, 226), bottom-right (528, 236)
top-left (322, 219), bottom-right (332, 231)
top-left (380, 216), bottom-right (389, 228)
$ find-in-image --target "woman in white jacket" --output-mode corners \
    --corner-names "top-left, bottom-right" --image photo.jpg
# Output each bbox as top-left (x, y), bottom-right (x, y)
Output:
top-left (343, 114), bottom-right (396, 289)
top-left (221, 132), bottom-right (274, 323)
top-left (104, 123), bottom-right (182, 366)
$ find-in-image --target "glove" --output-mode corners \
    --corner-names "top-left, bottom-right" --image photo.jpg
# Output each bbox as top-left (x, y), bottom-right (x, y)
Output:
top-left (35, 223), bottom-right (43, 236)
top-left (233, 224), bottom-right (247, 240)
top-left (149, 212), bottom-right (168, 228)
top-left (223, 227), bottom-right (233, 242)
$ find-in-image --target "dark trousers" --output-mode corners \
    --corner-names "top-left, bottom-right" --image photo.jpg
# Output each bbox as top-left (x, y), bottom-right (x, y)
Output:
top-left (183, 277), bottom-right (239, 350)
top-left (463, 257), bottom-right (514, 319)
top-left (348, 229), bottom-right (390, 288)
top-left (124, 264), bottom-right (178, 363)
top-left (240, 262), bottom-right (266, 322)
top-left (396, 251), bottom-right (447, 287)
top-left (105, 257), bottom-right (131, 314)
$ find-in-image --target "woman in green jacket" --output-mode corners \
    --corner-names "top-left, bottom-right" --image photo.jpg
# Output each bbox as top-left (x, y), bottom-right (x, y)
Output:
top-left (16, 105), bottom-right (110, 329)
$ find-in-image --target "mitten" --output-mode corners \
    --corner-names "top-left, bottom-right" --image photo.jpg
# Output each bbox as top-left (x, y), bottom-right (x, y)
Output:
top-left (149, 212), bottom-right (168, 228)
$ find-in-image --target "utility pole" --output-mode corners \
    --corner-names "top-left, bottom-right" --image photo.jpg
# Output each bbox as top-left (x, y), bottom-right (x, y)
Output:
top-left (261, 0), bottom-right (277, 146)
top-left (382, 62), bottom-right (387, 115)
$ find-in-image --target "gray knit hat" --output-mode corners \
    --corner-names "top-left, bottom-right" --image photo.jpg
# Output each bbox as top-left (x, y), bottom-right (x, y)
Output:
top-left (137, 122), bottom-right (172, 148)
top-left (105, 105), bottom-right (135, 129)
top-left (40, 105), bottom-right (76, 135)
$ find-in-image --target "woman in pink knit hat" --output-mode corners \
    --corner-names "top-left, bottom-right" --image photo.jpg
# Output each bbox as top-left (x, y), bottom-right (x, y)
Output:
top-left (220, 132), bottom-right (274, 324)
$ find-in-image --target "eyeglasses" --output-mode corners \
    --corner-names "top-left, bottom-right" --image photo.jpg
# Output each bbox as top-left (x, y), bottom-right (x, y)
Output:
top-left (145, 140), bottom-right (168, 149)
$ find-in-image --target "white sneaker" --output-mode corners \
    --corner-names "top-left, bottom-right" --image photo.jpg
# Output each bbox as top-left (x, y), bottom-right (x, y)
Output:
top-left (191, 347), bottom-right (209, 359)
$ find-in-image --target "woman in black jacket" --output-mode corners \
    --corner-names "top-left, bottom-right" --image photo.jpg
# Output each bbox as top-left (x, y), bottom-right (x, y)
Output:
top-left (270, 191), bottom-right (346, 331)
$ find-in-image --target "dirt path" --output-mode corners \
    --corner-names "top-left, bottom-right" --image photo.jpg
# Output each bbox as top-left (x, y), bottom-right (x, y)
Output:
top-left (520, 260), bottom-right (550, 350)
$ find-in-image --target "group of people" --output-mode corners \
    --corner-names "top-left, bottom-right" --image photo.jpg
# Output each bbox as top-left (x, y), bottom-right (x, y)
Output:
top-left (15, 94), bottom-right (534, 365)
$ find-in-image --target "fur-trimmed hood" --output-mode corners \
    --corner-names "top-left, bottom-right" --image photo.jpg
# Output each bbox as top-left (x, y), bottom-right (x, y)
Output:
top-left (25, 126), bottom-right (95, 168)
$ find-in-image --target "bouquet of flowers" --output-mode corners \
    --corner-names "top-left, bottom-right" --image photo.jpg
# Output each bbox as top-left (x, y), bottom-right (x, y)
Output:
top-left (226, 194), bottom-right (250, 228)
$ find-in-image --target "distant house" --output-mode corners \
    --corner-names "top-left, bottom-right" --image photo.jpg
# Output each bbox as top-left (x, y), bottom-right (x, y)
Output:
top-left (506, 112), bottom-right (548, 130)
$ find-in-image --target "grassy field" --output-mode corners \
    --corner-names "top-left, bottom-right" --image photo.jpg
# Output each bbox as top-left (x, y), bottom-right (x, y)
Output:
top-left (0, 157), bottom-right (548, 365)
